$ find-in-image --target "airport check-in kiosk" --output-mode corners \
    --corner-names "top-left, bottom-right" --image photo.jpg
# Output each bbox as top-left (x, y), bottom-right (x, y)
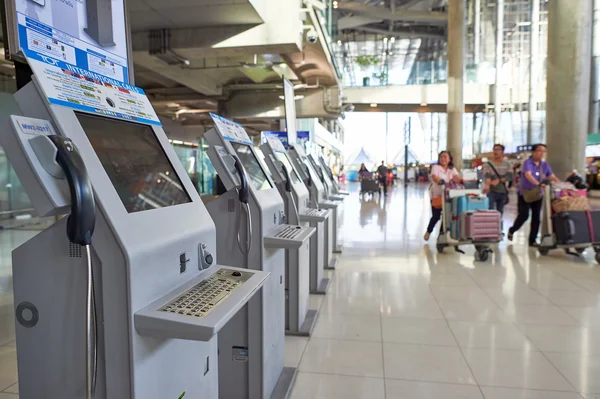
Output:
top-left (203, 114), bottom-right (315, 398)
top-left (318, 155), bottom-right (349, 197)
top-left (288, 145), bottom-right (339, 268)
top-left (308, 154), bottom-right (345, 253)
top-left (306, 154), bottom-right (344, 254)
top-left (1, 79), bottom-right (268, 399)
top-left (307, 154), bottom-right (344, 203)
top-left (261, 137), bottom-right (331, 302)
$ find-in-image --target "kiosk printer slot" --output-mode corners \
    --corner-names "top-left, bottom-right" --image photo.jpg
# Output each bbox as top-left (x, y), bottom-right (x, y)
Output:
top-left (318, 155), bottom-right (349, 196)
top-left (261, 136), bottom-right (330, 314)
top-left (203, 114), bottom-right (314, 398)
top-left (288, 145), bottom-right (340, 267)
top-left (1, 77), bottom-right (268, 399)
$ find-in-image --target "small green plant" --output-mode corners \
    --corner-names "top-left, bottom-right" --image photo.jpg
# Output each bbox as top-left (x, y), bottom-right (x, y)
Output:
top-left (355, 55), bottom-right (379, 68)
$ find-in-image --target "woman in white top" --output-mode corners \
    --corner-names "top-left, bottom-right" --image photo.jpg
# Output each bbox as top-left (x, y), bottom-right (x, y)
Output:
top-left (424, 151), bottom-right (461, 241)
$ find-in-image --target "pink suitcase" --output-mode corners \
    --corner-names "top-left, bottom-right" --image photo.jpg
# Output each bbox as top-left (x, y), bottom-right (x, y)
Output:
top-left (460, 210), bottom-right (502, 241)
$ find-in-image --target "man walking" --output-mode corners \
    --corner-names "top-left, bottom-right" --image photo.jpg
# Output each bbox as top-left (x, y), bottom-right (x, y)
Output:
top-left (377, 161), bottom-right (388, 196)
top-left (483, 144), bottom-right (513, 215)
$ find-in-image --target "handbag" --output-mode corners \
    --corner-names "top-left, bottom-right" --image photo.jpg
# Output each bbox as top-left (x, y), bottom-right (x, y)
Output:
top-left (521, 162), bottom-right (545, 203)
top-left (551, 190), bottom-right (590, 213)
top-left (487, 162), bottom-right (510, 205)
top-left (432, 196), bottom-right (443, 209)
top-left (522, 187), bottom-right (543, 203)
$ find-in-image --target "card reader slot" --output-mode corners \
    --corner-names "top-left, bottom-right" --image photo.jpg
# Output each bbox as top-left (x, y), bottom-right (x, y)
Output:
top-left (134, 266), bottom-right (269, 342)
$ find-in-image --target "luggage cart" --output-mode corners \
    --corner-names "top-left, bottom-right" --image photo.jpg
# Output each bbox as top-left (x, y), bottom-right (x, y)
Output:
top-left (538, 184), bottom-right (600, 263)
top-left (360, 177), bottom-right (381, 198)
top-left (435, 182), bottom-right (500, 262)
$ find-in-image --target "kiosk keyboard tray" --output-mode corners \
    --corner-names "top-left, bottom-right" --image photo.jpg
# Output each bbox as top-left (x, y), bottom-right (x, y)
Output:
top-left (160, 271), bottom-right (246, 318)
top-left (264, 224), bottom-right (316, 249)
top-left (135, 266), bottom-right (269, 342)
top-left (299, 208), bottom-right (331, 223)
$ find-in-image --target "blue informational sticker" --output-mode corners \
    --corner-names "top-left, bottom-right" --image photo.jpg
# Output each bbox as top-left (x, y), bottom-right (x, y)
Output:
top-left (232, 346), bottom-right (249, 362)
top-left (210, 113), bottom-right (252, 145)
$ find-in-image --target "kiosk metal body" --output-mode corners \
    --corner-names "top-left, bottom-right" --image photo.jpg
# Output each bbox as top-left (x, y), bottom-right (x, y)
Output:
top-left (1, 78), bottom-right (267, 399)
top-left (203, 116), bottom-right (313, 398)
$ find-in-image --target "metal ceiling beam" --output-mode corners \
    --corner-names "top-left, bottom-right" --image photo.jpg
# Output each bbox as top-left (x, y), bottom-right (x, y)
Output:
top-left (338, 15), bottom-right (382, 30)
top-left (355, 26), bottom-right (445, 39)
top-left (336, 1), bottom-right (447, 24)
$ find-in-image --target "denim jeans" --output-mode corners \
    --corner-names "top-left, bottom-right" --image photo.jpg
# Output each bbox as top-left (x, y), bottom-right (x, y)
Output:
top-left (487, 191), bottom-right (507, 215)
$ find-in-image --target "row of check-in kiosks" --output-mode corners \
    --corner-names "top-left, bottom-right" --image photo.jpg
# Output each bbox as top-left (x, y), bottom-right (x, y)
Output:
top-left (0, 75), bottom-right (348, 399)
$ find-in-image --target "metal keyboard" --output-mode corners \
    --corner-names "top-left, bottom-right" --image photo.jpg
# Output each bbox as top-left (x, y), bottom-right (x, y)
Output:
top-left (159, 269), bottom-right (247, 318)
top-left (305, 209), bottom-right (327, 217)
top-left (276, 225), bottom-right (304, 240)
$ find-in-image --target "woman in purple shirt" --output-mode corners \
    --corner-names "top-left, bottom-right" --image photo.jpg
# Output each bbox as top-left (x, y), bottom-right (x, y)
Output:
top-left (507, 144), bottom-right (559, 246)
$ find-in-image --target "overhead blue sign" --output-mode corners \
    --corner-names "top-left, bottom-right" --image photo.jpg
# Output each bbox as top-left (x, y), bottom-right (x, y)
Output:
top-left (297, 131), bottom-right (310, 143)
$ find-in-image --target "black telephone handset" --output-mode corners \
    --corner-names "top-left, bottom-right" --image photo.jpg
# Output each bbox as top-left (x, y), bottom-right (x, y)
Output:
top-left (233, 156), bottom-right (249, 204)
top-left (304, 164), bottom-right (312, 187)
top-left (48, 135), bottom-right (95, 246)
top-left (317, 166), bottom-right (326, 183)
top-left (280, 164), bottom-right (292, 193)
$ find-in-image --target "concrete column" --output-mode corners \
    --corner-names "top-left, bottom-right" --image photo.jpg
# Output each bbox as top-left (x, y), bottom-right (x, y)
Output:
top-left (473, 0), bottom-right (481, 65)
top-left (546, 0), bottom-right (593, 178)
top-left (493, 0), bottom-right (504, 144)
top-left (527, 0), bottom-right (540, 144)
top-left (447, 0), bottom-right (465, 170)
top-left (589, 0), bottom-right (600, 134)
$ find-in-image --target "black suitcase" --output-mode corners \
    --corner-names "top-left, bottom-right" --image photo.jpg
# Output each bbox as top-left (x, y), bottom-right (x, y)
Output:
top-left (552, 211), bottom-right (591, 245)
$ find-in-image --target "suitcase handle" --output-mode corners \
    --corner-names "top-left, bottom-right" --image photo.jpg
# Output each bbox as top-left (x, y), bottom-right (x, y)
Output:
top-left (567, 218), bottom-right (576, 241)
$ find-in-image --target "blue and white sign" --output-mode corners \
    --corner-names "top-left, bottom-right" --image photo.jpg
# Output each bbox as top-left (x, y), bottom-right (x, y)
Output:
top-left (15, 116), bottom-right (55, 136)
top-left (10, 0), bottom-right (161, 126)
top-left (261, 131), bottom-right (288, 148)
top-left (24, 49), bottom-right (161, 126)
top-left (14, 0), bottom-right (129, 83)
top-left (210, 113), bottom-right (252, 145)
top-left (266, 135), bottom-right (286, 153)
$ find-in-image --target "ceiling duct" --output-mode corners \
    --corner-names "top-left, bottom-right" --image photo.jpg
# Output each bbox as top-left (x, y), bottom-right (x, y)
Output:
top-left (149, 29), bottom-right (190, 66)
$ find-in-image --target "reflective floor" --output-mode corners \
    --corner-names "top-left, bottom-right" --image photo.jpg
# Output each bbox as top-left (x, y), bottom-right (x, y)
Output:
top-left (3, 184), bottom-right (600, 398)
top-left (288, 183), bottom-right (600, 399)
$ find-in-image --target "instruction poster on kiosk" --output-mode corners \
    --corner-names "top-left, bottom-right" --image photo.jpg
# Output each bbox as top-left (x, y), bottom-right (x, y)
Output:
top-left (6, 0), bottom-right (162, 125)
top-left (24, 49), bottom-right (161, 126)
top-left (13, 0), bottom-right (129, 82)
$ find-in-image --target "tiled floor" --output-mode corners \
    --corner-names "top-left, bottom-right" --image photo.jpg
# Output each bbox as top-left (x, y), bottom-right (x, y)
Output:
top-left (4, 184), bottom-right (600, 398)
top-left (286, 183), bottom-right (600, 399)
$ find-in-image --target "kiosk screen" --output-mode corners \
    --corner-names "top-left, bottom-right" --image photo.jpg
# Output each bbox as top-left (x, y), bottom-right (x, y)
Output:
top-left (76, 113), bottom-right (192, 213)
top-left (275, 152), bottom-right (300, 183)
top-left (230, 143), bottom-right (273, 191)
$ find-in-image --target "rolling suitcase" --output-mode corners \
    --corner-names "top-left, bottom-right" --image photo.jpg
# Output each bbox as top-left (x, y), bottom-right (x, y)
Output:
top-left (449, 195), bottom-right (489, 239)
top-left (552, 211), bottom-right (591, 245)
top-left (460, 210), bottom-right (502, 241)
